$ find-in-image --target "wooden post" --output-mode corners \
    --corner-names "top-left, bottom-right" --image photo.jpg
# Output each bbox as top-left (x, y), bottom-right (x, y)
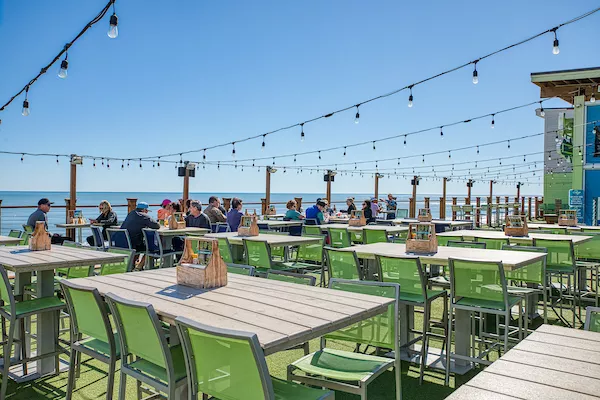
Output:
top-left (260, 198), bottom-right (267, 215)
top-left (409, 198), bottom-right (415, 218)
top-left (222, 198), bottom-right (231, 211)
top-left (467, 179), bottom-right (472, 203)
top-left (424, 197), bottom-right (430, 209)
top-left (464, 197), bottom-right (471, 220)
top-left (411, 175), bottom-right (418, 218)
top-left (521, 196), bottom-right (526, 217)
top-left (295, 197), bottom-right (303, 211)
top-left (126, 198), bottom-right (137, 213)
top-left (374, 173), bottom-right (380, 200)
top-left (325, 171), bottom-right (333, 205)
top-left (475, 197), bottom-right (481, 227)
top-left (265, 167), bottom-right (272, 209)
top-left (516, 183), bottom-right (521, 201)
top-left (64, 198), bottom-right (73, 240)
top-left (528, 197), bottom-right (532, 220)
top-left (513, 197), bottom-right (519, 216)
top-left (182, 164), bottom-right (190, 214)
top-left (67, 156), bottom-right (77, 240)
top-left (452, 197), bottom-right (457, 221)
top-left (441, 177), bottom-right (448, 220)
top-left (486, 196), bottom-right (492, 226)
top-left (534, 196), bottom-right (539, 219)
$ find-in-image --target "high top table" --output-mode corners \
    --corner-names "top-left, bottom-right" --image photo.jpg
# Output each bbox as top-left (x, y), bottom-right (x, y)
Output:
top-left (55, 222), bottom-right (91, 244)
top-left (392, 218), bottom-right (473, 233)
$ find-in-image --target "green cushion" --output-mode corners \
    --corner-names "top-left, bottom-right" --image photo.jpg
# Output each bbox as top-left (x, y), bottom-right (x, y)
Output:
top-left (78, 332), bottom-right (121, 357)
top-left (128, 344), bottom-right (186, 383)
top-left (271, 376), bottom-right (332, 399)
top-left (291, 348), bottom-right (394, 382)
top-left (2, 296), bottom-right (65, 317)
top-left (455, 295), bottom-right (521, 311)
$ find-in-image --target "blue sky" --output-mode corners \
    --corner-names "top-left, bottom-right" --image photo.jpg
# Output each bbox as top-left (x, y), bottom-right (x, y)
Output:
top-left (1, 0), bottom-right (599, 196)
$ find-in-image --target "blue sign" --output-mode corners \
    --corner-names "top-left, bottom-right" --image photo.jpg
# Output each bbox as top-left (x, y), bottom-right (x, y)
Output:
top-left (569, 189), bottom-right (584, 223)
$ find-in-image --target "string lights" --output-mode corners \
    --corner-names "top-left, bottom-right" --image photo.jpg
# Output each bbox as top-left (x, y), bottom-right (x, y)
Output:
top-left (552, 28), bottom-right (560, 54)
top-left (22, 86), bottom-right (30, 116)
top-left (354, 105), bottom-right (360, 124)
top-left (58, 45), bottom-right (69, 79)
top-left (408, 86), bottom-right (414, 108)
top-left (472, 60), bottom-right (479, 84)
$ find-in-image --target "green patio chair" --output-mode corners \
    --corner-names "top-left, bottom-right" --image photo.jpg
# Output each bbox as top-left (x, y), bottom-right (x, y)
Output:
top-left (58, 241), bottom-right (80, 276)
top-left (0, 266), bottom-right (66, 400)
top-left (4, 230), bottom-right (21, 247)
top-left (532, 238), bottom-right (579, 327)
top-left (99, 248), bottom-right (135, 275)
top-left (175, 317), bottom-right (333, 400)
top-left (217, 237), bottom-right (234, 263)
top-left (500, 244), bottom-right (548, 324)
top-left (106, 293), bottom-right (188, 399)
top-left (19, 231), bottom-right (31, 246)
top-left (447, 241), bottom-right (486, 249)
top-left (60, 280), bottom-right (119, 400)
top-left (22, 224), bottom-right (33, 233)
top-left (584, 306), bottom-right (600, 332)
top-left (444, 258), bottom-right (524, 386)
top-left (267, 270), bottom-right (316, 286)
top-left (327, 227), bottom-right (351, 248)
top-left (437, 235), bottom-right (463, 246)
top-left (227, 264), bottom-right (255, 276)
top-left (376, 254), bottom-right (447, 384)
top-left (350, 231), bottom-right (363, 244)
top-left (302, 225), bottom-right (322, 236)
top-left (570, 231), bottom-right (600, 306)
top-left (396, 208), bottom-right (409, 219)
top-left (474, 237), bottom-right (509, 250)
top-left (288, 279), bottom-right (401, 400)
top-left (243, 239), bottom-right (288, 276)
top-left (363, 228), bottom-right (389, 244)
top-left (325, 247), bottom-right (361, 281)
top-left (280, 235), bottom-right (325, 284)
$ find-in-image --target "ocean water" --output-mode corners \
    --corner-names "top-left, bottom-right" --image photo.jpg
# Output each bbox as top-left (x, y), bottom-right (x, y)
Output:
top-left (0, 191), bottom-right (516, 236)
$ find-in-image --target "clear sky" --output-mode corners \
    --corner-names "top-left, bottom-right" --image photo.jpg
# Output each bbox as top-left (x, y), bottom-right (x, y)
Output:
top-left (1, 0), bottom-right (599, 196)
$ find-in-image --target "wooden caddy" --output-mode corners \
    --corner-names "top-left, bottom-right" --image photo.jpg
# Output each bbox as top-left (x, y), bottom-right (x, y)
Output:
top-left (169, 212), bottom-right (186, 230)
top-left (264, 205), bottom-right (277, 216)
top-left (417, 208), bottom-right (432, 222)
top-left (558, 209), bottom-right (578, 226)
top-left (238, 211), bottom-right (259, 237)
top-left (30, 221), bottom-right (51, 251)
top-left (177, 237), bottom-right (228, 289)
top-left (504, 215), bottom-right (528, 237)
top-left (406, 223), bottom-right (438, 254)
top-left (68, 210), bottom-right (87, 225)
top-left (348, 210), bottom-right (367, 227)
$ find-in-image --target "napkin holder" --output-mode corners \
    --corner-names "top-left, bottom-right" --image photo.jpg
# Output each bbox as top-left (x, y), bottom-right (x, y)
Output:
top-left (30, 221), bottom-right (51, 251)
top-left (177, 237), bottom-right (227, 289)
top-left (558, 209), bottom-right (577, 226)
top-left (406, 223), bottom-right (437, 254)
top-left (348, 210), bottom-right (367, 226)
top-left (238, 212), bottom-right (259, 236)
top-left (417, 208), bottom-right (432, 222)
top-left (504, 215), bottom-right (528, 237)
top-left (169, 212), bottom-right (186, 230)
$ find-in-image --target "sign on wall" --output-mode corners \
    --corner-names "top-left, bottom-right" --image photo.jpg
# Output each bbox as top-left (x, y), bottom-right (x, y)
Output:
top-left (569, 189), bottom-right (584, 223)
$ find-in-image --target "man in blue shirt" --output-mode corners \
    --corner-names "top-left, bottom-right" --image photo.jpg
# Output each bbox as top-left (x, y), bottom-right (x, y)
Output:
top-left (305, 199), bottom-right (328, 224)
top-left (27, 198), bottom-right (53, 230)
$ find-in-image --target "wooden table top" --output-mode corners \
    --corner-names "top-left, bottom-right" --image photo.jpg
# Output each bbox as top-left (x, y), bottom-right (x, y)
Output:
top-left (0, 245), bottom-right (127, 273)
top-left (318, 224), bottom-right (408, 233)
top-left (529, 223), bottom-right (600, 231)
top-left (263, 214), bottom-right (286, 220)
top-left (205, 232), bottom-right (322, 246)
top-left (259, 220), bottom-right (304, 227)
top-left (446, 324), bottom-right (600, 399)
top-left (439, 229), bottom-right (592, 244)
top-left (55, 223), bottom-right (92, 228)
top-left (157, 227), bottom-right (209, 236)
top-left (392, 219), bottom-right (473, 227)
top-left (0, 236), bottom-right (22, 245)
top-left (70, 269), bottom-right (393, 355)
top-left (328, 217), bottom-right (350, 224)
top-left (339, 242), bottom-right (546, 270)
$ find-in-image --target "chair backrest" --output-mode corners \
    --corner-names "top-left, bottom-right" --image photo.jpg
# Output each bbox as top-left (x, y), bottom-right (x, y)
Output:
top-left (101, 248), bottom-right (135, 275)
top-left (91, 225), bottom-right (106, 250)
top-left (227, 264), bottom-right (255, 276)
top-left (267, 270), bottom-right (316, 286)
top-left (217, 237), bottom-right (234, 263)
top-left (20, 232), bottom-right (32, 246)
top-left (297, 235), bottom-right (325, 264)
top-left (474, 237), bottom-right (509, 250)
top-left (325, 248), bottom-right (361, 280)
top-left (22, 224), bottom-right (33, 233)
top-left (376, 255), bottom-right (426, 301)
top-left (570, 232), bottom-right (600, 261)
top-left (327, 227), bottom-right (351, 248)
top-left (66, 265), bottom-right (94, 279)
top-left (142, 228), bottom-right (162, 254)
top-left (531, 238), bottom-right (575, 272)
top-left (288, 225), bottom-right (302, 236)
top-left (304, 218), bottom-right (318, 226)
top-left (447, 241), bottom-right (486, 249)
top-left (448, 258), bottom-right (509, 310)
top-left (175, 317), bottom-right (274, 400)
top-left (216, 223), bottom-right (231, 233)
top-left (106, 293), bottom-right (174, 375)
top-left (437, 235), bottom-right (463, 246)
top-left (107, 228), bottom-right (133, 250)
top-left (60, 280), bottom-right (115, 351)
top-left (0, 266), bottom-right (15, 316)
top-left (8, 230), bottom-right (22, 238)
top-left (302, 225), bottom-right (322, 236)
top-left (584, 306), bottom-right (600, 332)
top-left (325, 279), bottom-right (399, 350)
top-left (395, 209), bottom-right (409, 219)
top-left (257, 223), bottom-right (270, 231)
top-left (243, 239), bottom-right (273, 270)
top-left (363, 228), bottom-right (388, 244)
top-left (500, 245), bottom-right (546, 285)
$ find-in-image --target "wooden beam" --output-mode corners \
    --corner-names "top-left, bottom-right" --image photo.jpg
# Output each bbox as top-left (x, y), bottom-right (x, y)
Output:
top-left (325, 172), bottom-right (332, 205)
top-left (374, 174), bottom-right (380, 200)
top-left (410, 175), bottom-right (418, 218)
top-left (182, 165), bottom-right (190, 213)
top-left (265, 168), bottom-right (272, 210)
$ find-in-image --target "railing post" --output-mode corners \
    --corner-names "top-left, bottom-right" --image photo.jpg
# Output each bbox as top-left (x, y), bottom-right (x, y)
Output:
top-left (409, 198), bottom-right (415, 218)
top-left (0, 199), bottom-right (2, 234)
top-left (475, 197), bottom-right (481, 227)
top-left (528, 197), bottom-right (532, 220)
top-left (424, 197), bottom-right (430, 210)
top-left (521, 196), bottom-right (526, 216)
top-left (452, 197), bottom-right (457, 221)
top-left (534, 196), bottom-right (539, 219)
top-left (513, 197), bottom-right (519, 216)
top-left (295, 197), bottom-right (303, 212)
top-left (487, 196), bottom-right (492, 227)
top-left (261, 198), bottom-right (267, 215)
top-left (64, 198), bottom-right (75, 241)
top-left (464, 196), bottom-right (471, 220)
top-left (222, 198), bottom-right (231, 212)
top-left (126, 198), bottom-right (137, 213)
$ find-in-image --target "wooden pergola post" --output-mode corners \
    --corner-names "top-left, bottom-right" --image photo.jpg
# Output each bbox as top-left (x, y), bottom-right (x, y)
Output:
top-left (465, 179), bottom-right (473, 220)
top-left (486, 196), bottom-right (492, 226)
top-left (452, 197), bottom-right (457, 221)
top-left (126, 198), bottom-right (137, 213)
top-left (325, 170), bottom-right (335, 205)
top-left (521, 196), bottom-right (526, 217)
top-left (440, 177), bottom-right (448, 219)
top-left (475, 197), bottom-right (481, 227)
top-left (528, 197), bottom-right (532, 220)
top-left (374, 173), bottom-right (380, 200)
top-left (182, 162), bottom-right (190, 213)
top-left (265, 167), bottom-right (272, 210)
top-left (67, 155), bottom-right (80, 240)
top-left (410, 175), bottom-right (418, 218)
top-left (534, 196), bottom-right (539, 219)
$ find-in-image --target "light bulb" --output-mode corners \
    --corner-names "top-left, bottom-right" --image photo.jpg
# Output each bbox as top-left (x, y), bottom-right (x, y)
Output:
top-left (58, 59), bottom-right (68, 79)
top-left (355, 112), bottom-right (360, 124)
top-left (591, 93), bottom-right (596, 103)
top-left (108, 13), bottom-right (119, 38)
top-left (472, 69), bottom-right (478, 84)
top-left (408, 94), bottom-right (413, 108)
top-left (22, 100), bottom-right (30, 116)
top-left (552, 38), bottom-right (560, 55)
top-left (540, 108), bottom-right (545, 117)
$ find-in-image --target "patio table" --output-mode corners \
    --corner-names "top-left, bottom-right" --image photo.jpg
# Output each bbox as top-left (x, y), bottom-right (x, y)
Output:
top-left (529, 222), bottom-right (600, 231)
top-left (263, 214), bottom-right (286, 220)
top-left (0, 235), bottom-right (21, 245)
top-left (0, 245), bottom-right (126, 382)
top-left (446, 324), bottom-right (600, 399)
top-left (392, 219), bottom-right (473, 232)
top-left (438, 229), bottom-right (592, 245)
top-left (318, 224), bottom-right (408, 235)
top-left (55, 222), bottom-right (91, 244)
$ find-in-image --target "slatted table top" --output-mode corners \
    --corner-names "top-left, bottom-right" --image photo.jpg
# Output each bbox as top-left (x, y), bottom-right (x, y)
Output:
top-left (392, 219), bottom-right (473, 227)
top-left (157, 227), bottom-right (209, 236)
top-left (446, 324), bottom-right (600, 399)
top-left (0, 235), bottom-right (21, 245)
top-left (260, 220), bottom-right (304, 227)
top-left (69, 269), bottom-right (393, 355)
top-left (339, 242), bottom-right (546, 270)
top-left (0, 245), bottom-right (127, 273)
top-left (205, 232), bottom-right (322, 246)
top-left (328, 217), bottom-right (350, 224)
top-left (55, 223), bottom-right (92, 228)
top-left (263, 214), bottom-right (286, 220)
top-left (529, 223), bottom-right (600, 231)
top-left (318, 224), bottom-right (408, 233)
top-left (439, 229), bottom-right (592, 244)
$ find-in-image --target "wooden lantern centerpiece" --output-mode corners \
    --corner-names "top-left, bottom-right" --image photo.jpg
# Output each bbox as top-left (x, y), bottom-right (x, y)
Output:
top-left (264, 205), bottom-right (277, 216)
top-left (504, 215), bottom-right (528, 237)
top-left (177, 237), bottom-right (227, 289)
top-left (558, 209), bottom-right (578, 226)
top-left (348, 210), bottom-right (367, 226)
top-left (68, 210), bottom-right (87, 225)
top-left (168, 212), bottom-right (186, 230)
top-left (417, 208), bottom-right (432, 222)
top-left (30, 221), bottom-right (51, 251)
top-left (238, 211), bottom-right (259, 237)
top-left (406, 223), bottom-right (438, 254)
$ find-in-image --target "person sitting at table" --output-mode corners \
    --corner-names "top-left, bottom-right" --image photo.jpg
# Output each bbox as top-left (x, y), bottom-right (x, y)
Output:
top-left (185, 200), bottom-right (211, 229)
top-left (370, 197), bottom-right (381, 219)
top-left (26, 198), bottom-right (69, 244)
top-left (363, 199), bottom-right (375, 223)
top-left (341, 197), bottom-right (356, 215)
top-left (157, 199), bottom-right (171, 221)
top-left (86, 200), bottom-right (118, 246)
top-left (226, 198), bottom-right (244, 232)
top-left (120, 202), bottom-right (161, 253)
top-left (306, 199), bottom-right (328, 224)
top-left (205, 196), bottom-right (227, 223)
top-left (284, 200), bottom-right (304, 220)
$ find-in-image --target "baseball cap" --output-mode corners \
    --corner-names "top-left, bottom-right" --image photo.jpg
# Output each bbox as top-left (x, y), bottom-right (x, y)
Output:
top-left (136, 202), bottom-right (150, 210)
top-left (38, 198), bottom-right (54, 206)
top-left (161, 199), bottom-right (171, 207)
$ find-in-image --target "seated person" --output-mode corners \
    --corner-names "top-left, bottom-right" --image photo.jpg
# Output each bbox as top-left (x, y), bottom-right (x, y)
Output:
top-left (26, 198), bottom-right (68, 244)
top-left (185, 200), bottom-right (211, 229)
top-left (341, 197), bottom-right (356, 215)
top-left (226, 198), bottom-right (244, 232)
top-left (362, 199), bottom-right (375, 223)
top-left (120, 202), bottom-right (160, 252)
top-left (157, 199), bottom-right (171, 221)
top-left (285, 200), bottom-right (304, 220)
top-left (86, 200), bottom-right (118, 246)
top-left (305, 199), bottom-right (328, 224)
top-left (205, 196), bottom-right (227, 223)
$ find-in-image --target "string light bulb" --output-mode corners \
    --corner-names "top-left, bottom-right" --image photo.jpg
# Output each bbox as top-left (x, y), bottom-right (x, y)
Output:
top-left (20, 154), bottom-right (24, 162)
top-left (548, 151), bottom-right (552, 161)
top-left (108, 9), bottom-right (119, 39)
top-left (203, 149), bottom-right (206, 160)
top-left (343, 147), bottom-right (347, 157)
top-left (591, 92), bottom-right (596, 103)
top-left (300, 123), bottom-right (305, 142)
top-left (440, 126), bottom-right (444, 138)
top-left (476, 145), bottom-right (480, 154)
top-left (232, 142), bottom-right (236, 159)
top-left (372, 141), bottom-right (376, 151)
top-left (318, 151), bottom-right (321, 160)
top-left (540, 102), bottom-right (545, 117)
top-left (403, 135), bottom-right (407, 147)
top-left (261, 134), bottom-right (266, 151)
top-left (507, 140), bottom-right (511, 149)
top-left (552, 29), bottom-right (560, 55)
top-left (58, 52), bottom-right (68, 79)
top-left (93, 159), bottom-right (96, 168)
top-left (22, 86), bottom-right (30, 116)
top-left (472, 61), bottom-right (479, 84)
top-left (408, 87), bottom-right (414, 108)
top-left (354, 105), bottom-right (360, 124)
top-left (491, 114), bottom-right (495, 128)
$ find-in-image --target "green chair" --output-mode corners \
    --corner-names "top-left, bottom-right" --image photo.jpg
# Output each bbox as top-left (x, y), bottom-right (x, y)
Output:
top-left (570, 231), bottom-right (600, 306)
top-left (584, 306), bottom-right (600, 332)
top-left (288, 279), bottom-right (401, 400)
top-left (376, 255), bottom-right (447, 384)
top-left (267, 270), bottom-right (316, 286)
top-left (100, 248), bottom-right (135, 275)
top-left (217, 237), bottom-right (234, 263)
top-left (350, 231), bottom-right (363, 244)
top-left (363, 228), bottom-right (389, 244)
top-left (280, 235), bottom-right (325, 284)
top-left (227, 264), bottom-right (255, 276)
top-left (19, 231), bottom-right (32, 246)
top-left (7, 230), bottom-right (21, 238)
top-left (500, 244), bottom-right (548, 324)
top-left (105, 293), bottom-right (188, 399)
top-left (444, 258), bottom-right (523, 386)
top-left (0, 266), bottom-right (66, 400)
top-left (175, 317), bottom-right (333, 400)
top-left (325, 247), bottom-right (361, 281)
top-left (243, 239), bottom-right (287, 276)
top-left (22, 224), bottom-right (33, 233)
top-left (58, 241), bottom-right (80, 276)
top-left (474, 237), bottom-right (509, 250)
top-left (60, 280), bottom-right (120, 400)
top-left (437, 235), bottom-right (463, 246)
top-left (303, 225), bottom-right (322, 236)
top-left (532, 238), bottom-right (579, 327)
top-left (447, 241), bottom-right (486, 249)
top-left (327, 227), bottom-right (351, 248)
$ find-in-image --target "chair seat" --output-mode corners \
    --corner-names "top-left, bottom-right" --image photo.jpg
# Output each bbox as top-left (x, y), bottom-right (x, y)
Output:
top-left (271, 376), bottom-right (332, 399)
top-left (128, 344), bottom-right (186, 383)
top-left (280, 261), bottom-right (322, 271)
top-left (1, 296), bottom-right (65, 317)
top-left (546, 262), bottom-right (576, 273)
top-left (428, 276), bottom-right (450, 288)
top-left (290, 348), bottom-right (394, 382)
top-left (505, 285), bottom-right (542, 296)
top-left (455, 295), bottom-right (521, 311)
top-left (399, 289), bottom-right (445, 304)
top-left (147, 249), bottom-right (180, 257)
top-left (77, 332), bottom-right (121, 357)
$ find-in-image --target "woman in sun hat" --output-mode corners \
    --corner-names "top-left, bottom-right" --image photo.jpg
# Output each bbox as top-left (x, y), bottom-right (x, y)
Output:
top-left (157, 199), bottom-right (172, 221)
